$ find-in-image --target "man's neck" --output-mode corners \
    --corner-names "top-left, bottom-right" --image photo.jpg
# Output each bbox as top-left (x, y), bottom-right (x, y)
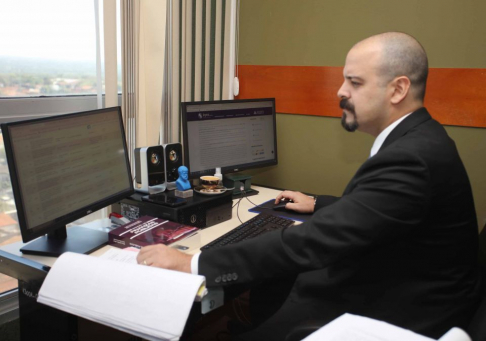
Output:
top-left (369, 112), bottom-right (413, 157)
top-left (376, 104), bottom-right (423, 137)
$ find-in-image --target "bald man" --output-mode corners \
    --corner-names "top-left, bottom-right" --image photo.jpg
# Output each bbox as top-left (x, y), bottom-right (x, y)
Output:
top-left (138, 33), bottom-right (481, 340)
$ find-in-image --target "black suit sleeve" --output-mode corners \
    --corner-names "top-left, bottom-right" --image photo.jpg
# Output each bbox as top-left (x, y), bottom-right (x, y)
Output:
top-left (315, 195), bottom-right (340, 211)
top-left (199, 148), bottom-right (430, 288)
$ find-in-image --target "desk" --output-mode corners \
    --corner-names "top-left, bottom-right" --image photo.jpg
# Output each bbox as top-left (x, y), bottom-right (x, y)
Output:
top-left (0, 185), bottom-right (283, 340)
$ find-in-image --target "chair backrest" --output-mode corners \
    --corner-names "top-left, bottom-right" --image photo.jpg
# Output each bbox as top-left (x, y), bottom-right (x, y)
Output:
top-left (466, 224), bottom-right (486, 340)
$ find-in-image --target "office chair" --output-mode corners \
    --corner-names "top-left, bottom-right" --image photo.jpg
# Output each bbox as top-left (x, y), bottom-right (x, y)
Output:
top-left (465, 223), bottom-right (486, 340)
top-left (285, 223), bottom-right (486, 341)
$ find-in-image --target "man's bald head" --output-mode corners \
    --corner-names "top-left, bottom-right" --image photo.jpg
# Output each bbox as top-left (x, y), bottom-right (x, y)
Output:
top-left (354, 32), bottom-right (429, 101)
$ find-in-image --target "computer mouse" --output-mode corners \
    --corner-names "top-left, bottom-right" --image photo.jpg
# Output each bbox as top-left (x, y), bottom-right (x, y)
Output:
top-left (272, 199), bottom-right (293, 211)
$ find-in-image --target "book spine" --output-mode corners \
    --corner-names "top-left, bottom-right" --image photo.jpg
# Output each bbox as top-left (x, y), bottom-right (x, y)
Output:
top-left (125, 237), bottom-right (151, 250)
top-left (109, 234), bottom-right (153, 250)
top-left (108, 234), bottom-right (128, 249)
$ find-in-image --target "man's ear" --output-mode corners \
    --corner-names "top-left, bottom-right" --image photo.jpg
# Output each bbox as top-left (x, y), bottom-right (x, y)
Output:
top-left (390, 76), bottom-right (411, 104)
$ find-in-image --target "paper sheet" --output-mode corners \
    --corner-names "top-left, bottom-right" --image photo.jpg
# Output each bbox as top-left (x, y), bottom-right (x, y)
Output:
top-left (303, 314), bottom-right (471, 341)
top-left (38, 252), bottom-right (206, 341)
top-left (438, 328), bottom-right (471, 341)
top-left (99, 247), bottom-right (139, 264)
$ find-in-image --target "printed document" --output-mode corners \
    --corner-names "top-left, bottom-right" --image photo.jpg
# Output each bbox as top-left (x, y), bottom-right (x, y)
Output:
top-left (37, 251), bottom-right (206, 341)
top-left (303, 313), bottom-right (471, 341)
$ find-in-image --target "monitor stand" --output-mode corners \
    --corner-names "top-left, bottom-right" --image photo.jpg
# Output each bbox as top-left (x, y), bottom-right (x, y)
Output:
top-left (223, 173), bottom-right (259, 199)
top-left (232, 188), bottom-right (259, 199)
top-left (20, 226), bottom-right (108, 257)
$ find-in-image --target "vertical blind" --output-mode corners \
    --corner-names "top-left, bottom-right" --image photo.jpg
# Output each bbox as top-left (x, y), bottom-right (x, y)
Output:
top-left (120, 0), bottom-right (139, 172)
top-left (162, 0), bottom-right (236, 144)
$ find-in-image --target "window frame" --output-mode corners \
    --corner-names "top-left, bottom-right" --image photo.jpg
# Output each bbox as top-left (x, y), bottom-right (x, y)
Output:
top-left (0, 95), bottom-right (122, 123)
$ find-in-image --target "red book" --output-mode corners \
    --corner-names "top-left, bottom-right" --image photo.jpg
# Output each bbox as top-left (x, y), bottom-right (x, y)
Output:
top-left (108, 216), bottom-right (198, 249)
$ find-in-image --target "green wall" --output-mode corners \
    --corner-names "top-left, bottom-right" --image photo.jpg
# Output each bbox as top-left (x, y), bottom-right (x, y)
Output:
top-left (247, 114), bottom-right (372, 196)
top-left (239, 0), bottom-right (486, 68)
top-left (241, 0), bottom-right (486, 229)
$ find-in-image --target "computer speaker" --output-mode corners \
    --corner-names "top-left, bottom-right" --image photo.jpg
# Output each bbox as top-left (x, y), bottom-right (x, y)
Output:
top-left (134, 146), bottom-right (167, 194)
top-left (163, 143), bottom-right (183, 190)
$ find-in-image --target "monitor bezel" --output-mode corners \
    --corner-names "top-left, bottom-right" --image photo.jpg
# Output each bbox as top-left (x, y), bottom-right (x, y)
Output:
top-left (181, 98), bottom-right (278, 179)
top-left (1, 106), bottom-right (134, 244)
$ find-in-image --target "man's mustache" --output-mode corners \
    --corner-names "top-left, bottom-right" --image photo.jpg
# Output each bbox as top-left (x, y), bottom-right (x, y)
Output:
top-left (339, 98), bottom-right (355, 113)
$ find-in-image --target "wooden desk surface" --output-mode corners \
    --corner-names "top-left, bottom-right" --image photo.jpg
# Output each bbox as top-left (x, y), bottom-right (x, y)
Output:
top-left (0, 185), bottom-right (283, 268)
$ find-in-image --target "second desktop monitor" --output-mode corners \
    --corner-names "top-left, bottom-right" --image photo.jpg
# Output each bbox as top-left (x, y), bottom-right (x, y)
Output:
top-left (181, 98), bottom-right (278, 179)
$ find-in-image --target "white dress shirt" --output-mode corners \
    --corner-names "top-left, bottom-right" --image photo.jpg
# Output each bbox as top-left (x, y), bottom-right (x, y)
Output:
top-left (369, 113), bottom-right (412, 158)
top-left (191, 252), bottom-right (201, 274)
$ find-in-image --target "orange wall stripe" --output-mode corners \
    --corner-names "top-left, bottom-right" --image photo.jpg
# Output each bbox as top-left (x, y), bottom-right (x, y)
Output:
top-left (236, 65), bottom-right (343, 118)
top-left (236, 65), bottom-right (486, 128)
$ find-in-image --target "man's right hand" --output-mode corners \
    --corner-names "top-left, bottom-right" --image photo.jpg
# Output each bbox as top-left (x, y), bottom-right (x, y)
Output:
top-left (137, 244), bottom-right (192, 273)
top-left (275, 190), bottom-right (315, 214)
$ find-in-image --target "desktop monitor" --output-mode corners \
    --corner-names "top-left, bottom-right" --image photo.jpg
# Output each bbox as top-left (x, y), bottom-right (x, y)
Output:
top-left (181, 98), bottom-right (278, 181)
top-left (1, 106), bottom-right (134, 256)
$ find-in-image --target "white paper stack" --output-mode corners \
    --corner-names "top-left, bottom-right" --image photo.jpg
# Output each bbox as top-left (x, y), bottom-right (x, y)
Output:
top-left (37, 252), bottom-right (206, 341)
top-left (303, 313), bottom-right (471, 341)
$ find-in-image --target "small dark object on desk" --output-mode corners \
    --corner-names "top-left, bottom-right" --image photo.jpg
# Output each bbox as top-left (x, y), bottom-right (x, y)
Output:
top-left (273, 199), bottom-right (293, 211)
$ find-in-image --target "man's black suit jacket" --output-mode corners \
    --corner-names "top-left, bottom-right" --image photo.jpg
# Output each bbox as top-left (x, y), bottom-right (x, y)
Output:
top-left (199, 108), bottom-right (481, 338)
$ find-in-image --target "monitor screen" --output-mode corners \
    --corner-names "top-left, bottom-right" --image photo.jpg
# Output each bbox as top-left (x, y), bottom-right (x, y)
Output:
top-left (181, 98), bottom-right (277, 179)
top-left (1, 106), bottom-right (134, 256)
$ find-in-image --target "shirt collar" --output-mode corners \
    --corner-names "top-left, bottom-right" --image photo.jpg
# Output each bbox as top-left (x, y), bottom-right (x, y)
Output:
top-left (369, 113), bottom-right (412, 158)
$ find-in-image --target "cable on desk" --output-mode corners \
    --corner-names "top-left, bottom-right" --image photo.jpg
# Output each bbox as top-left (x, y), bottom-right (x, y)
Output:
top-left (232, 185), bottom-right (246, 209)
top-left (234, 188), bottom-right (277, 226)
top-left (232, 184), bottom-right (249, 224)
top-left (245, 195), bottom-right (274, 210)
top-left (236, 191), bottom-right (244, 224)
top-left (232, 196), bottom-right (242, 209)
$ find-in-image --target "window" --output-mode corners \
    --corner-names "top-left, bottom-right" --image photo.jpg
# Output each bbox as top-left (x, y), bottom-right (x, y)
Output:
top-left (0, 0), bottom-right (102, 97)
top-left (0, 0), bottom-right (120, 300)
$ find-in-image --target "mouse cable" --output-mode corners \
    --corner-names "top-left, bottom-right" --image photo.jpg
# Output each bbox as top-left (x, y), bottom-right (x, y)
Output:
top-left (235, 190), bottom-right (245, 224)
top-left (245, 195), bottom-right (273, 210)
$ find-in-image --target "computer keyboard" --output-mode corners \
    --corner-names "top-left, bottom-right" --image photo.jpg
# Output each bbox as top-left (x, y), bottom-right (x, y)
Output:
top-left (201, 213), bottom-right (295, 250)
